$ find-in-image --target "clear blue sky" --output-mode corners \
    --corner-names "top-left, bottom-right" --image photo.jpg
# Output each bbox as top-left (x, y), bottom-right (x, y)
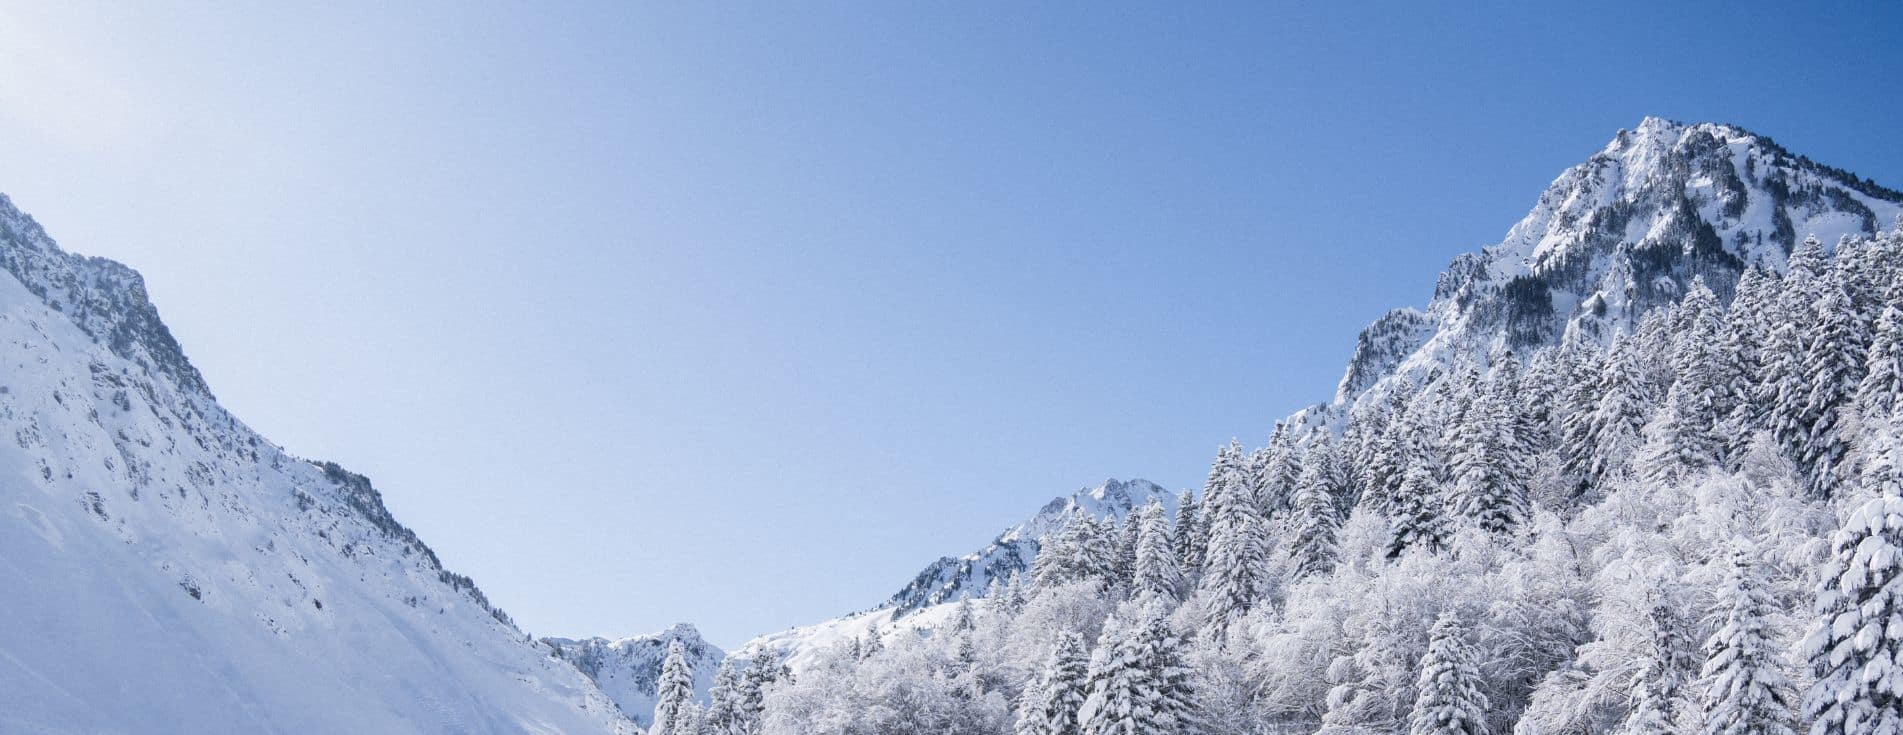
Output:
top-left (1, 1), bottom-right (1898, 648)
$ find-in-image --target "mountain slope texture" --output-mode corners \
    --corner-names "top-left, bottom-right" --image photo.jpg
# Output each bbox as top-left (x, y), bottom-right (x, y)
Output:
top-left (0, 196), bottom-right (632, 733)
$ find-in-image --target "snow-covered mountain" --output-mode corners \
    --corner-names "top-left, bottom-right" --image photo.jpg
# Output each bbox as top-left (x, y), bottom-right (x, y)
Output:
top-left (883, 477), bottom-right (1174, 615)
top-left (545, 624), bottom-right (725, 728)
top-left (0, 194), bottom-right (633, 733)
top-left (730, 478), bottom-right (1172, 674)
top-left (1330, 116), bottom-right (1902, 412)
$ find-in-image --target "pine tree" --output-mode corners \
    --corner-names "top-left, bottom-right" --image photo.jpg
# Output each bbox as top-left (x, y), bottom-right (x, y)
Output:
top-left (1802, 488), bottom-right (1903, 735)
top-left (1132, 501), bottom-right (1184, 602)
top-left (1171, 490), bottom-right (1205, 580)
top-left (651, 640), bottom-right (698, 735)
top-left (1200, 439), bottom-right (1272, 635)
top-left (1641, 380), bottom-right (1724, 486)
top-left (1115, 513), bottom-right (1143, 585)
top-left (1388, 464), bottom-right (1449, 558)
top-left (1015, 631), bottom-right (1090, 735)
top-left (1581, 338), bottom-right (1651, 493)
top-left (1361, 381), bottom-right (1418, 513)
top-left (1622, 588), bottom-right (1700, 735)
top-left (1856, 292), bottom-right (1903, 426)
top-left (735, 652), bottom-right (785, 733)
top-left (1034, 511), bottom-right (1118, 590)
top-left (1260, 425), bottom-right (1302, 519)
top-left (1450, 388), bottom-right (1529, 534)
top-left (1719, 267), bottom-right (1775, 467)
top-left (702, 659), bottom-right (745, 735)
top-left (1801, 282), bottom-right (1869, 497)
top-left (1077, 615), bottom-right (1197, 735)
top-left (1699, 539), bottom-right (1796, 735)
top-left (1291, 437), bottom-right (1345, 579)
top-left (1409, 612), bottom-right (1490, 735)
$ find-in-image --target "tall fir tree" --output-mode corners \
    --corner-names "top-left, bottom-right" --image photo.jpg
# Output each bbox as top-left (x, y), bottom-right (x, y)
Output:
top-left (651, 640), bottom-right (698, 735)
top-left (1388, 463), bottom-right (1450, 558)
top-left (1801, 282), bottom-right (1870, 497)
top-left (1291, 437), bottom-right (1345, 579)
top-left (1409, 612), bottom-right (1490, 735)
top-left (1171, 490), bottom-right (1205, 581)
top-left (1132, 501), bottom-right (1184, 602)
top-left (1016, 630), bottom-right (1090, 735)
top-left (1199, 439), bottom-right (1272, 635)
top-left (702, 658), bottom-right (746, 735)
top-left (1803, 487), bottom-right (1903, 735)
top-left (1260, 425), bottom-right (1303, 519)
top-left (1856, 291), bottom-right (1903, 427)
top-left (1621, 587), bottom-right (1701, 735)
top-left (1579, 337), bottom-right (1651, 495)
top-left (1450, 388), bottom-right (1529, 534)
top-left (1077, 614), bottom-right (1198, 735)
top-left (1699, 539), bottom-right (1796, 735)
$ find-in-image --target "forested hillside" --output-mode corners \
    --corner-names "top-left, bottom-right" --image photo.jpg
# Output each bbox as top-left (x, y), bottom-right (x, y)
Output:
top-left (679, 121), bottom-right (1903, 735)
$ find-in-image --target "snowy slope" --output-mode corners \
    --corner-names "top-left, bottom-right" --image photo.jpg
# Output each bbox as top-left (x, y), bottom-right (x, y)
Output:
top-left (729, 478), bottom-right (1171, 672)
top-left (545, 624), bottom-right (725, 728)
top-left (882, 477), bottom-right (1174, 615)
top-left (0, 194), bottom-right (633, 734)
top-left (1325, 117), bottom-right (1903, 415)
top-left (739, 599), bottom-right (971, 677)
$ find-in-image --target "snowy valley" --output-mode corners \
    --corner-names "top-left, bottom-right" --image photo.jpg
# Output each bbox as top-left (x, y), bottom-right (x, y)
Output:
top-left (5, 116), bottom-right (1903, 735)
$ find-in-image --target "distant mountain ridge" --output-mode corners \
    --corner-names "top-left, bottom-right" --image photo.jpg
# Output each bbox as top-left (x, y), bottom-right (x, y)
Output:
top-left (882, 477), bottom-right (1175, 616)
top-left (546, 624), bottom-right (725, 728)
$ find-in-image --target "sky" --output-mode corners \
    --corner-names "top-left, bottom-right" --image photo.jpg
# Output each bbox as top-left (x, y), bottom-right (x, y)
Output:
top-left (1, 1), bottom-right (1899, 648)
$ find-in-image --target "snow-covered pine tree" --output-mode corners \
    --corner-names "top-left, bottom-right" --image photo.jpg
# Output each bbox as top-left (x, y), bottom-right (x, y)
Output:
top-left (736, 652), bottom-right (786, 733)
top-left (1361, 382), bottom-right (1418, 513)
top-left (1621, 589), bottom-right (1701, 735)
top-left (1201, 512), bottom-right (1269, 637)
top-left (1557, 342), bottom-right (1609, 496)
top-left (1200, 438), bottom-right (1272, 636)
top-left (1132, 501), bottom-right (1184, 602)
top-left (1291, 437), bottom-right (1345, 579)
top-left (1803, 486), bottom-right (1903, 735)
top-left (1115, 513), bottom-right (1143, 585)
top-left (1640, 380), bottom-right (1724, 486)
top-left (1801, 281), bottom-right (1870, 497)
top-left (1450, 387), bottom-right (1529, 534)
top-left (1388, 463), bottom-right (1450, 558)
top-left (1409, 612), bottom-right (1489, 735)
top-left (1261, 424), bottom-right (1303, 519)
top-left (1077, 614), bottom-right (1197, 735)
top-left (1579, 337), bottom-right (1651, 496)
top-left (1172, 489), bottom-right (1205, 580)
top-left (651, 639), bottom-right (698, 735)
top-left (1034, 511), bottom-right (1118, 591)
top-left (1699, 539), bottom-right (1795, 735)
top-left (703, 659), bottom-right (745, 735)
top-left (1856, 288), bottom-right (1903, 427)
top-left (1016, 630), bottom-right (1090, 735)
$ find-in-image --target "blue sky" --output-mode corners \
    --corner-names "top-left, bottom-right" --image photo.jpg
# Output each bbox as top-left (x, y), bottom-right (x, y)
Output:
top-left (1, 1), bottom-right (1898, 647)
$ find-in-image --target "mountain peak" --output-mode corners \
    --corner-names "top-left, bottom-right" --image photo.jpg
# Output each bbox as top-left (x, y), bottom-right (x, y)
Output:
top-left (1329, 119), bottom-right (1902, 412)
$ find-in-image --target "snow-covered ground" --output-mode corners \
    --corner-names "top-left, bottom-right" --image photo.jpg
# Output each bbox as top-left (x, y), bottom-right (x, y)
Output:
top-left (0, 195), bottom-right (634, 733)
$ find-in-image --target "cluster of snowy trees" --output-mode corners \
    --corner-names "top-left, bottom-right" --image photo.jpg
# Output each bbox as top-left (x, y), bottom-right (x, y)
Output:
top-left (648, 639), bottom-right (788, 735)
top-left (648, 224), bottom-right (1903, 735)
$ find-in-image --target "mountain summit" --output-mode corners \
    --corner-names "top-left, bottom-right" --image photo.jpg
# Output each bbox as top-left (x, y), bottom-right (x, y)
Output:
top-left (1333, 117), bottom-right (1901, 407)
